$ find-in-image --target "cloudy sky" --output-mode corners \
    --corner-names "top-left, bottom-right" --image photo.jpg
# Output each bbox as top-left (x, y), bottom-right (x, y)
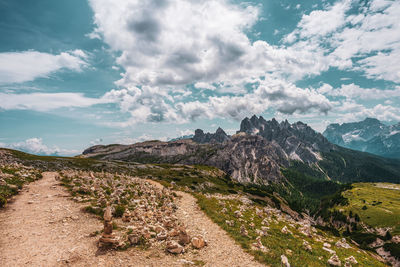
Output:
top-left (0, 0), bottom-right (399, 155)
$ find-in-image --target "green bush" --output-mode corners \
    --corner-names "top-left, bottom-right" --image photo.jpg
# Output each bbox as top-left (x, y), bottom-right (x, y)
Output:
top-left (114, 205), bottom-right (125, 217)
top-left (83, 205), bottom-right (104, 217)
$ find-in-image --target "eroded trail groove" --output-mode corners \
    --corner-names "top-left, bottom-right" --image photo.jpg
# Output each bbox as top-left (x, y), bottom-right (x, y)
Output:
top-left (0, 172), bottom-right (262, 267)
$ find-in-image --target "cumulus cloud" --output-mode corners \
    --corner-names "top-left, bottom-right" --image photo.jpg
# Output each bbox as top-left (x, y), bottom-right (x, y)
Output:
top-left (287, 0), bottom-right (400, 82)
top-left (86, 0), bottom-right (336, 125)
top-left (0, 138), bottom-right (79, 156)
top-left (88, 0), bottom-right (342, 84)
top-left (0, 50), bottom-right (88, 84)
top-left (333, 102), bottom-right (400, 123)
top-left (0, 92), bottom-right (109, 111)
top-left (102, 77), bottom-right (332, 125)
top-left (318, 83), bottom-right (400, 100)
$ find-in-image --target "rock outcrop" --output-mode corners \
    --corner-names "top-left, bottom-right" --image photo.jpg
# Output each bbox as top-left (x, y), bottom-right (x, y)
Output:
top-left (193, 127), bottom-right (230, 144)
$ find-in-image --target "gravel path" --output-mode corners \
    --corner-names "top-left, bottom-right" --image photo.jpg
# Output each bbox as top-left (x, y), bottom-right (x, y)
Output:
top-left (174, 190), bottom-right (264, 267)
top-left (0, 173), bottom-right (263, 266)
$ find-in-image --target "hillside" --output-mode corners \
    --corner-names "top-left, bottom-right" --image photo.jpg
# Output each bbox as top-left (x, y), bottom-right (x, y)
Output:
top-left (323, 118), bottom-right (400, 159)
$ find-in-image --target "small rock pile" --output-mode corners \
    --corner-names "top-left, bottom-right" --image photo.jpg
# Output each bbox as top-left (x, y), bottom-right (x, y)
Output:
top-left (99, 206), bottom-right (119, 248)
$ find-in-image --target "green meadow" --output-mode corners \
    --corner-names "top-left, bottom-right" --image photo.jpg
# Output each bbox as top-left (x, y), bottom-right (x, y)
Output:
top-left (338, 183), bottom-right (400, 235)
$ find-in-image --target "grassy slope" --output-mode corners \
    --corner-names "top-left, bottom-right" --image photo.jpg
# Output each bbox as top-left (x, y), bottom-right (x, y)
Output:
top-left (196, 195), bottom-right (385, 267)
top-left (336, 183), bottom-right (400, 235)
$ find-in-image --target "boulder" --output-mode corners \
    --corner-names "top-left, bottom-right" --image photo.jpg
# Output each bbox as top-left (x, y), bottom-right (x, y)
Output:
top-left (128, 234), bottom-right (140, 245)
top-left (392, 235), bottom-right (400, 244)
top-left (281, 255), bottom-right (290, 267)
top-left (328, 254), bottom-right (341, 266)
top-left (121, 211), bottom-right (131, 222)
top-left (345, 256), bottom-right (358, 265)
top-left (178, 227), bottom-right (190, 245)
top-left (191, 236), bottom-right (207, 249)
top-left (281, 226), bottom-right (291, 234)
top-left (234, 210), bottom-right (242, 218)
top-left (252, 236), bottom-right (268, 252)
top-left (169, 228), bottom-right (179, 237)
top-left (303, 240), bottom-right (312, 252)
top-left (166, 241), bottom-right (184, 254)
top-left (369, 238), bottom-right (384, 248)
top-left (336, 238), bottom-right (350, 249)
top-left (226, 220), bottom-right (234, 227)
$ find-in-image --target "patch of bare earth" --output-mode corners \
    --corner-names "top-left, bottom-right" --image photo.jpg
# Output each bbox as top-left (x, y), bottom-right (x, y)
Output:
top-left (0, 172), bottom-right (263, 266)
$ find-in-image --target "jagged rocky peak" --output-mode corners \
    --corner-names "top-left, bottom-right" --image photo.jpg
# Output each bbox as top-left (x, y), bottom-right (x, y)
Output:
top-left (193, 127), bottom-right (230, 144)
top-left (237, 115), bottom-right (334, 155)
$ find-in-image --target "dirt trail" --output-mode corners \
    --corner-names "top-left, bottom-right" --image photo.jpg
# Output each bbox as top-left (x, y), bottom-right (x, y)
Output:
top-left (174, 191), bottom-right (264, 267)
top-left (0, 173), bottom-right (263, 266)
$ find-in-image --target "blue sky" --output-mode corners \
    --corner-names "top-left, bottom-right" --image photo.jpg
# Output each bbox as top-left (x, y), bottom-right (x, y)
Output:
top-left (0, 0), bottom-right (399, 155)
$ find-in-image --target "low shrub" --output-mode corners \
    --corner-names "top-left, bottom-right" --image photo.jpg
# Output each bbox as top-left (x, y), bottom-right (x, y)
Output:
top-left (114, 205), bottom-right (126, 217)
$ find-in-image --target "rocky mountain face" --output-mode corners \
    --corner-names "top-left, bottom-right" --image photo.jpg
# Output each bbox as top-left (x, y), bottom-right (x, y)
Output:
top-left (82, 116), bottom-right (336, 185)
top-left (239, 115), bottom-right (334, 162)
top-left (323, 118), bottom-right (400, 159)
top-left (193, 127), bottom-right (229, 144)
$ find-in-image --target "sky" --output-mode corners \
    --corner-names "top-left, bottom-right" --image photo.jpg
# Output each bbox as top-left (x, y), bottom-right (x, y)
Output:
top-left (0, 0), bottom-right (400, 156)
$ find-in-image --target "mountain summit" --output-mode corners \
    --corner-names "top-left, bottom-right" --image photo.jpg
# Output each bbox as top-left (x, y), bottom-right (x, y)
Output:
top-left (323, 118), bottom-right (400, 159)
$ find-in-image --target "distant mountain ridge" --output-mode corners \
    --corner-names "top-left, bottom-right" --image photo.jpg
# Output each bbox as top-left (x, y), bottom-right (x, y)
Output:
top-left (82, 115), bottom-right (400, 185)
top-left (323, 118), bottom-right (400, 159)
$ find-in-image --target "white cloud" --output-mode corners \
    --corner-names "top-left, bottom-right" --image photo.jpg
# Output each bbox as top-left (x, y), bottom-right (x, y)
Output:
top-left (88, 0), bottom-right (343, 85)
top-left (286, 0), bottom-right (400, 83)
top-left (86, 0), bottom-right (339, 125)
top-left (85, 0), bottom-right (400, 127)
top-left (0, 50), bottom-right (88, 84)
top-left (117, 134), bottom-right (168, 144)
top-left (335, 103), bottom-right (400, 123)
top-left (179, 129), bottom-right (194, 136)
top-left (103, 77), bottom-right (332, 125)
top-left (318, 83), bottom-right (400, 100)
top-left (289, 0), bottom-right (351, 39)
top-left (194, 82), bottom-right (216, 91)
top-left (0, 92), bottom-right (109, 111)
top-left (0, 138), bottom-right (79, 156)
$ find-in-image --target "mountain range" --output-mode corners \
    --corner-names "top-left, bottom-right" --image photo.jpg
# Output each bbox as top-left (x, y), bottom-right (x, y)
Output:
top-left (82, 115), bottom-right (400, 185)
top-left (323, 118), bottom-right (400, 159)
